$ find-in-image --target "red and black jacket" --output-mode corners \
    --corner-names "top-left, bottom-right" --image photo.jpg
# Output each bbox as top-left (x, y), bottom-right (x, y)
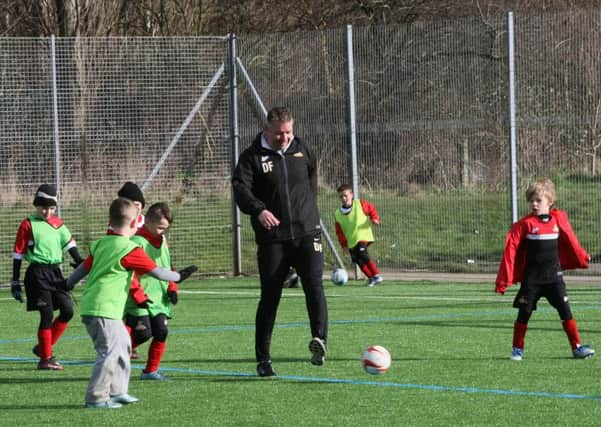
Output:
top-left (495, 209), bottom-right (589, 293)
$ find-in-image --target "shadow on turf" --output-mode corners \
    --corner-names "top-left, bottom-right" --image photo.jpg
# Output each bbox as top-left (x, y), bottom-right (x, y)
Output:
top-left (0, 376), bottom-right (89, 384)
top-left (395, 319), bottom-right (598, 334)
top-left (0, 404), bottom-right (84, 410)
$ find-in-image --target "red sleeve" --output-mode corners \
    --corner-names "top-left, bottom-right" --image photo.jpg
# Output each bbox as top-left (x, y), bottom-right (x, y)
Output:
top-left (121, 247), bottom-right (158, 276)
top-left (360, 199), bottom-right (380, 224)
top-left (13, 219), bottom-right (32, 256)
top-left (83, 255), bottom-right (93, 271)
top-left (554, 210), bottom-right (590, 269)
top-left (495, 220), bottom-right (527, 293)
top-left (128, 273), bottom-right (149, 304)
top-left (335, 222), bottom-right (348, 248)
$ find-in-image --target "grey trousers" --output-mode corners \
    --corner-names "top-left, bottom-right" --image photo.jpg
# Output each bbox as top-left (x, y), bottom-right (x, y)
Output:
top-left (82, 316), bottom-right (132, 403)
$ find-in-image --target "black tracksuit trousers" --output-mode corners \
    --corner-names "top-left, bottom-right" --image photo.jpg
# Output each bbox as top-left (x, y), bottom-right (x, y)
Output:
top-left (255, 233), bottom-right (328, 362)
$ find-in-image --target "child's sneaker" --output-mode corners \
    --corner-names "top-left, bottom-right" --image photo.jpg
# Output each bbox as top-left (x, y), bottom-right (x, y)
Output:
top-left (510, 347), bottom-right (524, 361)
top-left (373, 275), bottom-right (383, 284)
top-left (38, 357), bottom-right (64, 370)
top-left (110, 393), bottom-right (139, 404)
top-left (573, 344), bottom-right (595, 359)
top-left (141, 370), bottom-right (168, 380)
top-left (85, 401), bottom-right (122, 409)
top-left (366, 277), bottom-right (376, 287)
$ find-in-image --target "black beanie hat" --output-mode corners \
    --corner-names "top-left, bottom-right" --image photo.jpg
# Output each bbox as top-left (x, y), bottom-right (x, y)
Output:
top-left (118, 182), bottom-right (145, 208)
top-left (33, 184), bottom-right (58, 207)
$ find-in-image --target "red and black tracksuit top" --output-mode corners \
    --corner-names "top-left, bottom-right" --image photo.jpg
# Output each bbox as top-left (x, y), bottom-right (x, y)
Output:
top-left (495, 209), bottom-right (589, 294)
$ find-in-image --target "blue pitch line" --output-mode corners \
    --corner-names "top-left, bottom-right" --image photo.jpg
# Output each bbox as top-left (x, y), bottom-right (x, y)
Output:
top-left (0, 309), bottom-right (513, 345)
top-left (2, 355), bottom-right (600, 401)
top-left (2, 304), bottom-right (601, 345)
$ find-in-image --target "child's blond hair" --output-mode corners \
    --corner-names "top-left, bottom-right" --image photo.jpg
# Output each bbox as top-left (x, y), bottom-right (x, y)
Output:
top-left (109, 197), bottom-right (138, 229)
top-left (526, 178), bottom-right (556, 206)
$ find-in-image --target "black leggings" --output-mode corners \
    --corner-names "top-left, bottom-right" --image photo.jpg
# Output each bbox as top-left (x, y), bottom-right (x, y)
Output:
top-left (349, 242), bottom-right (371, 267)
top-left (125, 313), bottom-right (169, 345)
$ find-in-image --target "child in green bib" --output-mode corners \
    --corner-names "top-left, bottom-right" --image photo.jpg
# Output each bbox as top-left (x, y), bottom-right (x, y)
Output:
top-left (66, 198), bottom-right (197, 408)
top-left (11, 184), bottom-right (84, 370)
top-left (124, 202), bottom-right (181, 380)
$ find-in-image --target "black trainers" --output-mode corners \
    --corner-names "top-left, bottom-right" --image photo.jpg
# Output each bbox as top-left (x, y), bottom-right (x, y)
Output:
top-left (257, 361), bottom-right (276, 377)
top-left (309, 337), bottom-right (327, 366)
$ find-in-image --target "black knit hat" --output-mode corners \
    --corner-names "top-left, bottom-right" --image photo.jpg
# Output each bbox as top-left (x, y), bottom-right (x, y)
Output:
top-left (33, 184), bottom-right (58, 207)
top-left (118, 182), bottom-right (145, 208)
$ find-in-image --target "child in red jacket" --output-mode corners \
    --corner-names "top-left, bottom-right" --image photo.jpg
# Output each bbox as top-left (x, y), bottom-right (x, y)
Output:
top-left (495, 178), bottom-right (594, 361)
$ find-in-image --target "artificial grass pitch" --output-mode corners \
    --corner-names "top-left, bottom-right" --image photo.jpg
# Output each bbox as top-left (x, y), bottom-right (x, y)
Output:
top-left (1, 277), bottom-right (601, 426)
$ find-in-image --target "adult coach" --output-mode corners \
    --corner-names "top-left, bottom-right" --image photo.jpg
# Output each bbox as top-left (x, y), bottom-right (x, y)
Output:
top-left (232, 106), bottom-right (328, 377)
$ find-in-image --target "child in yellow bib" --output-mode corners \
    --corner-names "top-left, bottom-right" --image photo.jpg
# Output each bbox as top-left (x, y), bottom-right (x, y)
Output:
top-left (334, 184), bottom-right (382, 286)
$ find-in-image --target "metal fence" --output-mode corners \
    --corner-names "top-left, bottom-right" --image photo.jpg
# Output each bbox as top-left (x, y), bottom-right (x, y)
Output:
top-left (2, 9), bottom-right (601, 281)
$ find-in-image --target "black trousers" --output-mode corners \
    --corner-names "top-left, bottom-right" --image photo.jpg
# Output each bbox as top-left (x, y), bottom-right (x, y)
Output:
top-left (255, 234), bottom-right (328, 362)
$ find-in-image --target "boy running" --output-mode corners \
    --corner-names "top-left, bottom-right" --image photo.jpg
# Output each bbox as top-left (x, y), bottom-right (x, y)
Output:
top-left (11, 184), bottom-right (84, 370)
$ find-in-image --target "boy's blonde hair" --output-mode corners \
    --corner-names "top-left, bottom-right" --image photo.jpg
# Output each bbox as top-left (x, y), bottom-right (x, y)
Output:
top-left (109, 197), bottom-right (138, 228)
top-left (526, 178), bottom-right (556, 205)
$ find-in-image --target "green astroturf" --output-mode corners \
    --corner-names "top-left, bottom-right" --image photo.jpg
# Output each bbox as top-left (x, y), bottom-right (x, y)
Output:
top-left (1, 277), bottom-right (601, 426)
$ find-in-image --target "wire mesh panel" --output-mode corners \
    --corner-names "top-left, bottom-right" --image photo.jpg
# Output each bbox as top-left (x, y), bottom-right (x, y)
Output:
top-left (351, 17), bottom-right (511, 273)
top-left (514, 9), bottom-right (601, 268)
top-left (3, 10), bottom-right (601, 281)
top-left (0, 37), bottom-right (231, 280)
top-left (236, 28), bottom-right (350, 273)
top-left (0, 38), bottom-right (56, 278)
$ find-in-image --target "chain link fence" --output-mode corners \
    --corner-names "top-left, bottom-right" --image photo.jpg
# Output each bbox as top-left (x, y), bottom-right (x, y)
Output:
top-left (0, 36), bottom-right (231, 279)
top-left (1, 9), bottom-right (601, 281)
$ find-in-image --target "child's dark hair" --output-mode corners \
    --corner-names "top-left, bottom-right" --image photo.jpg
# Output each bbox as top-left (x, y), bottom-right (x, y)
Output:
top-left (109, 197), bottom-right (137, 228)
top-left (146, 202), bottom-right (173, 224)
top-left (337, 184), bottom-right (353, 193)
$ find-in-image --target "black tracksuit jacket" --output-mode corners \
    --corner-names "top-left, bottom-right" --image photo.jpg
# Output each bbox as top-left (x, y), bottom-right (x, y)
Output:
top-left (232, 133), bottom-right (322, 244)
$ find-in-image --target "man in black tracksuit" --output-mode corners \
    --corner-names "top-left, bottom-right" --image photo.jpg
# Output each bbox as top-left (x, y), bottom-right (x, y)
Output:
top-left (232, 106), bottom-right (328, 377)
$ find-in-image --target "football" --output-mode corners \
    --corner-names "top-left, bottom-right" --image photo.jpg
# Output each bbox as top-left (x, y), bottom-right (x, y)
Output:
top-left (331, 268), bottom-right (348, 285)
top-left (361, 345), bottom-right (391, 374)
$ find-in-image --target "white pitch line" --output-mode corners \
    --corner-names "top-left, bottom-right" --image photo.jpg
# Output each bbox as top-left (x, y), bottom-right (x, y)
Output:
top-left (179, 290), bottom-right (508, 302)
top-left (177, 289), bottom-right (601, 304)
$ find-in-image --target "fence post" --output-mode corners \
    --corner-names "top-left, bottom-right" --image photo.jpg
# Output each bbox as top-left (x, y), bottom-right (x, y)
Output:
top-left (50, 35), bottom-right (62, 215)
top-left (507, 12), bottom-right (519, 223)
top-left (345, 25), bottom-right (362, 279)
top-left (228, 34), bottom-right (242, 276)
top-left (346, 25), bottom-right (359, 198)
